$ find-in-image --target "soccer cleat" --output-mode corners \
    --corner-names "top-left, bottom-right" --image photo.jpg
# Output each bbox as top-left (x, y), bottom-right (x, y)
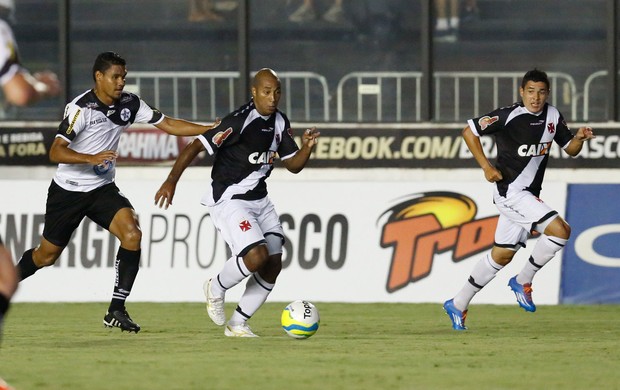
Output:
top-left (103, 309), bottom-right (141, 333)
top-left (204, 279), bottom-right (226, 326)
top-left (443, 299), bottom-right (468, 330)
top-left (508, 276), bottom-right (536, 312)
top-left (224, 322), bottom-right (259, 338)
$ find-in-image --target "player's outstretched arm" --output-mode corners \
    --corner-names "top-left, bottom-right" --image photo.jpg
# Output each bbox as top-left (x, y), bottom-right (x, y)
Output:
top-left (282, 127), bottom-right (320, 174)
top-left (564, 126), bottom-right (595, 157)
top-left (155, 138), bottom-right (205, 209)
top-left (462, 125), bottom-right (502, 183)
top-left (155, 117), bottom-right (221, 137)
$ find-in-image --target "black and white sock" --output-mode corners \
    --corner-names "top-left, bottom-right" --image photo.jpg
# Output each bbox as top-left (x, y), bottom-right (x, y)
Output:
top-left (109, 247), bottom-right (140, 312)
top-left (517, 235), bottom-right (567, 284)
top-left (229, 273), bottom-right (274, 325)
top-left (210, 256), bottom-right (251, 298)
top-left (16, 248), bottom-right (38, 281)
top-left (453, 253), bottom-right (504, 311)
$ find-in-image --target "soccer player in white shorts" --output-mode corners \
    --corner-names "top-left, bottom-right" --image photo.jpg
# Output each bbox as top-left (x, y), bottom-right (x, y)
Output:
top-left (444, 69), bottom-right (595, 330)
top-left (209, 197), bottom-right (285, 260)
top-left (155, 68), bottom-right (320, 337)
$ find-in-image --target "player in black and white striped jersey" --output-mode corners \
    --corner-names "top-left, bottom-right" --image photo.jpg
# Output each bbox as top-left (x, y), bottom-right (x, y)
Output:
top-left (155, 68), bottom-right (320, 337)
top-left (444, 69), bottom-right (595, 330)
top-left (14, 52), bottom-right (220, 333)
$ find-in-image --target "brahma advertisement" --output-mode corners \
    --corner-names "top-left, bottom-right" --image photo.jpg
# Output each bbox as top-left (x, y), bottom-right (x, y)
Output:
top-left (1, 177), bottom-right (564, 305)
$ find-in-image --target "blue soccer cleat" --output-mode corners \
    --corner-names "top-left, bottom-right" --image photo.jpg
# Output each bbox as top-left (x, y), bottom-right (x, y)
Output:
top-left (443, 299), bottom-right (468, 330)
top-left (508, 276), bottom-right (536, 312)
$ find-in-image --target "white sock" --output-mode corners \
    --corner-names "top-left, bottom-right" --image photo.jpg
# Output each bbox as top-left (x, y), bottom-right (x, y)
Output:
top-left (211, 256), bottom-right (251, 298)
top-left (453, 253), bottom-right (504, 311)
top-left (229, 273), bottom-right (274, 324)
top-left (517, 235), bottom-right (567, 284)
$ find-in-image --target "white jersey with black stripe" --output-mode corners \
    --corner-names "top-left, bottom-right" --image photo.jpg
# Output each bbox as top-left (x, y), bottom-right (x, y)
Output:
top-left (0, 18), bottom-right (21, 86)
top-left (467, 102), bottom-right (574, 199)
top-left (53, 89), bottom-right (164, 192)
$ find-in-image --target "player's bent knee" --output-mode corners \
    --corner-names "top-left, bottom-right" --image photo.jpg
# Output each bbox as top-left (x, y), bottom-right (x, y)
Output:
top-left (544, 217), bottom-right (571, 239)
top-left (118, 227), bottom-right (142, 247)
top-left (490, 246), bottom-right (516, 266)
top-left (243, 244), bottom-right (270, 272)
top-left (258, 255), bottom-right (282, 283)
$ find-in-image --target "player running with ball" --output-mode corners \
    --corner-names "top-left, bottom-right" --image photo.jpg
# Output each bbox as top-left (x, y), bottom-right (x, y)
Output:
top-left (155, 68), bottom-right (320, 337)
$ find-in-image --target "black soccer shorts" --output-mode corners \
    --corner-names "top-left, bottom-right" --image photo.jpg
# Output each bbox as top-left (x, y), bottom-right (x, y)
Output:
top-left (42, 180), bottom-right (133, 247)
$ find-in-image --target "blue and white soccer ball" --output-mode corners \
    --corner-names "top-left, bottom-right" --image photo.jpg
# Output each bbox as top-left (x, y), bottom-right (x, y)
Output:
top-left (281, 300), bottom-right (320, 339)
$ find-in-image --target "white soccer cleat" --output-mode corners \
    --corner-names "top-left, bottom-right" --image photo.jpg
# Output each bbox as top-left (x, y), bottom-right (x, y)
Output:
top-left (204, 279), bottom-right (226, 326)
top-left (224, 322), bottom-right (259, 338)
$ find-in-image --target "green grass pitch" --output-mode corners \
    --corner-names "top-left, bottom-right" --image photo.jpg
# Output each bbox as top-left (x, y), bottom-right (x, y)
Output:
top-left (1, 302), bottom-right (619, 389)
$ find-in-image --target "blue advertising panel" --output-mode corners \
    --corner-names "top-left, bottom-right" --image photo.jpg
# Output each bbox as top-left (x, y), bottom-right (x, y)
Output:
top-left (561, 184), bottom-right (620, 303)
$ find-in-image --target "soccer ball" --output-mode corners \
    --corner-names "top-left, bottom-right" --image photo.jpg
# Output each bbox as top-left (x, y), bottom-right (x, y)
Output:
top-left (281, 300), bottom-right (320, 339)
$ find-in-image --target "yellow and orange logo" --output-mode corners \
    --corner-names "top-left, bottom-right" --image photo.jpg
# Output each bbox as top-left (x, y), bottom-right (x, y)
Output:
top-left (379, 192), bottom-right (498, 292)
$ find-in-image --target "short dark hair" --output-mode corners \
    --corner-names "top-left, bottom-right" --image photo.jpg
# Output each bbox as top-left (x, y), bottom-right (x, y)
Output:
top-left (92, 52), bottom-right (126, 82)
top-left (521, 69), bottom-right (549, 90)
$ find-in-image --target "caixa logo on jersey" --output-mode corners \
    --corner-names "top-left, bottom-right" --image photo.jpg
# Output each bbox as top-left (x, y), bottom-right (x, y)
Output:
top-left (379, 192), bottom-right (499, 293)
top-left (248, 151), bottom-right (276, 164)
top-left (518, 142), bottom-right (552, 157)
top-left (574, 224), bottom-right (620, 267)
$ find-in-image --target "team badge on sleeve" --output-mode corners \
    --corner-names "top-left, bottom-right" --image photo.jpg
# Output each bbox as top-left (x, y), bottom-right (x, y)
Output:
top-left (212, 127), bottom-right (233, 147)
top-left (478, 115), bottom-right (499, 130)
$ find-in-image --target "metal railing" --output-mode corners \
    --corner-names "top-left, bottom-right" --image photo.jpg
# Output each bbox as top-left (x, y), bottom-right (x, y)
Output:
top-left (336, 71), bottom-right (578, 122)
top-left (582, 70), bottom-right (620, 121)
top-left (336, 72), bottom-right (423, 122)
top-left (126, 71), bottom-right (330, 122)
top-left (434, 71), bottom-right (578, 121)
top-left (128, 70), bottom-right (580, 124)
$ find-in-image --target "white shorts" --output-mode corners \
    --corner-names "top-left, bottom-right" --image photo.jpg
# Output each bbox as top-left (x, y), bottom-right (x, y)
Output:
top-left (493, 191), bottom-right (558, 250)
top-left (208, 196), bottom-right (284, 257)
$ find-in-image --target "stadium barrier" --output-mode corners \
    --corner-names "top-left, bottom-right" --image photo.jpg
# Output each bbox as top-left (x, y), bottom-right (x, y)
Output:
top-left (125, 70), bottom-right (579, 124)
top-left (1, 174), bottom-right (564, 304)
top-left (126, 71), bottom-right (330, 122)
top-left (2, 166), bottom-right (619, 304)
